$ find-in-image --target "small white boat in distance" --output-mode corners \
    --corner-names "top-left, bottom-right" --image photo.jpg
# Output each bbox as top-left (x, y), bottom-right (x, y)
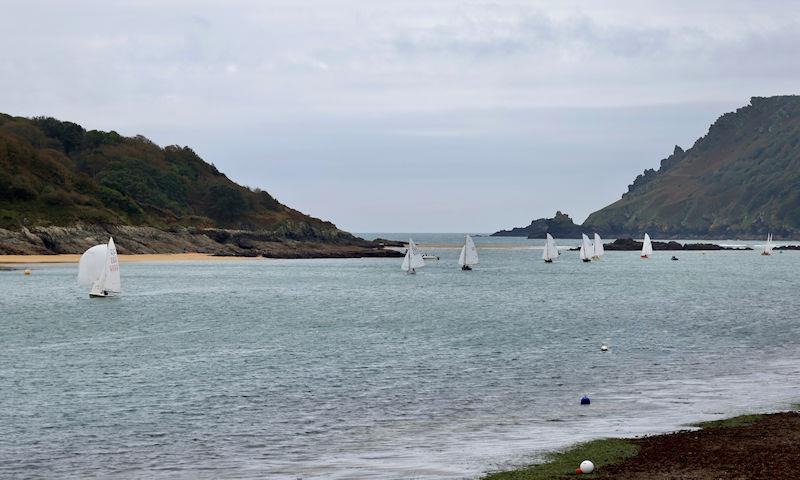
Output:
top-left (458, 234), bottom-right (479, 271)
top-left (580, 234), bottom-right (593, 262)
top-left (542, 233), bottom-right (559, 263)
top-left (78, 237), bottom-right (121, 298)
top-left (640, 233), bottom-right (653, 259)
top-left (761, 233), bottom-right (773, 256)
top-left (592, 233), bottom-right (604, 260)
top-left (401, 238), bottom-right (425, 274)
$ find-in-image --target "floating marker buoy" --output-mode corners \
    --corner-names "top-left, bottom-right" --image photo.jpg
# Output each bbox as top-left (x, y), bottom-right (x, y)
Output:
top-left (575, 467), bottom-right (582, 474)
top-left (600, 344), bottom-right (608, 351)
top-left (579, 460), bottom-right (594, 473)
top-left (580, 395), bottom-right (590, 405)
top-left (23, 269), bottom-right (31, 276)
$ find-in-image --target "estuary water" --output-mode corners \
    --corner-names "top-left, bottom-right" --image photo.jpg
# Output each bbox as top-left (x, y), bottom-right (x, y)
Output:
top-left (2, 237), bottom-right (800, 479)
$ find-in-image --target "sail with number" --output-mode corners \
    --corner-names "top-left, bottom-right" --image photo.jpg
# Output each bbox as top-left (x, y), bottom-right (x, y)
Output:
top-left (641, 233), bottom-right (653, 258)
top-left (458, 235), bottom-right (479, 268)
top-left (580, 234), bottom-right (593, 262)
top-left (593, 233), bottom-right (604, 259)
top-left (542, 233), bottom-right (559, 262)
top-left (401, 238), bottom-right (426, 272)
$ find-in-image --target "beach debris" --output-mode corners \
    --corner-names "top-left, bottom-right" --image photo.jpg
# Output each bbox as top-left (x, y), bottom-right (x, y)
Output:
top-left (580, 395), bottom-right (591, 405)
top-left (600, 344), bottom-right (608, 351)
top-left (579, 460), bottom-right (595, 473)
top-left (23, 269), bottom-right (31, 275)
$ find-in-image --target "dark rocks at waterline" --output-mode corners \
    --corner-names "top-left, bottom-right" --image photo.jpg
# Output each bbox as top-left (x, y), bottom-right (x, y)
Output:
top-left (0, 225), bottom-right (403, 258)
top-left (371, 238), bottom-right (407, 248)
top-left (775, 245), bottom-right (800, 250)
top-left (601, 238), bottom-right (752, 251)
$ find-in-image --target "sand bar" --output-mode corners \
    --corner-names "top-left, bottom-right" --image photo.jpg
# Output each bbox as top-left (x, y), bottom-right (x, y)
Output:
top-left (0, 253), bottom-right (266, 265)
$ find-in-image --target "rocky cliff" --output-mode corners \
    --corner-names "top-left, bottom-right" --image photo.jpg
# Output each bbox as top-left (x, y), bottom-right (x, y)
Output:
top-left (585, 96), bottom-right (800, 238)
top-left (494, 96), bottom-right (800, 239)
top-left (0, 113), bottom-right (398, 256)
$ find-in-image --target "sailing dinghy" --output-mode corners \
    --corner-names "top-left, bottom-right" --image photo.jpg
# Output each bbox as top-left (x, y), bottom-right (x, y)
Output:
top-left (592, 233), bottom-right (604, 260)
top-left (761, 233), bottom-right (773, 256)
top-left (401, 238), bottom-right (425, 274)
top-left (78, 237), bottom-right (121, 298)
top-left (640, 233), bottom-right (653, 259)
top-left (542, 233), bottom-right (559, 263)
top-left (458, 234), bottom-right (479, 271)
top-left (579, 234), bottom-right (593, 262)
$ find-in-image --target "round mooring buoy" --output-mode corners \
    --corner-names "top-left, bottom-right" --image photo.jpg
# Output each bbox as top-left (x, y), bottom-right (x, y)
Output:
top-left (580, 395), bottom-right (590, 405)
top-left (23, 269), bottom-right (31, 276)
top-left (579, 460), bottom-right (595, 474)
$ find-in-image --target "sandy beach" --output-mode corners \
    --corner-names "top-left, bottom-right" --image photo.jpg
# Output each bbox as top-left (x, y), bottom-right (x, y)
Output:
top-left (0, 253), bottom-right (267, 265)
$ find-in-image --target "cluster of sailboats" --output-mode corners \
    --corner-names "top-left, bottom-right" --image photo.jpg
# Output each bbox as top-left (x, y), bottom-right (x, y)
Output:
top-left (71, 233), bottom-right (779, 292)
top-left (401, 231), bottom-right (777, 273)
top-left (401, 235), bottom-right (480, 273)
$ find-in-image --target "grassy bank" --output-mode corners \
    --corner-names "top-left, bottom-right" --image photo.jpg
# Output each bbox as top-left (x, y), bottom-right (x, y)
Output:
top-left (482, 438), bottom-right (639, 479)
top-left (482, 409), bottom-right (800, 479)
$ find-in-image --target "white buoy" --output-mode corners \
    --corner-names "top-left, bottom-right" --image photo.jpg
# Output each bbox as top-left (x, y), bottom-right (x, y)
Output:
top-left (600, 344), bottom-right (608, 351)
top-left (580, 460), bottom-right (594, 474)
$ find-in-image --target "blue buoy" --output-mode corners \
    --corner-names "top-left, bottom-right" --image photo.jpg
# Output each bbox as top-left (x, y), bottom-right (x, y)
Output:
top-left (580, 395), bottom-right (591, 405)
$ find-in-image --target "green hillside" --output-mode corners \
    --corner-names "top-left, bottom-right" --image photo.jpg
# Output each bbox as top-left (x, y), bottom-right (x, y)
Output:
top-left (0, 114), bottom-right (344, 238)
top-left (585, 96), bottom-right (800, 238)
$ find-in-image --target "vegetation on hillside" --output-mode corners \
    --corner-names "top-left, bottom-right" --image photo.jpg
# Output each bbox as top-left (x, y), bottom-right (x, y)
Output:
top-left (0, 114), bottom-right (346, 239)
top-left (585, 96), bottom-right (800, 238)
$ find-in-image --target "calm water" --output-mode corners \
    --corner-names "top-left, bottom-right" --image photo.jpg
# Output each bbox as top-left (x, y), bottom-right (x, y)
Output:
top-left (2, 240), bottom-right (800, 479)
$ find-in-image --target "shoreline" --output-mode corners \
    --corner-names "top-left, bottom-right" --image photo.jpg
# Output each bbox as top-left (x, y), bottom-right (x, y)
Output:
top-left (482, 408), bottom-right (800, 479)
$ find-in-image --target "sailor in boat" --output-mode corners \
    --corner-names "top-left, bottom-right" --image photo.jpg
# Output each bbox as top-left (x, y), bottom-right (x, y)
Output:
top-left (671, 256), bottom-right (679, 261)
top-left (461, 265), bottom-right (472, 271)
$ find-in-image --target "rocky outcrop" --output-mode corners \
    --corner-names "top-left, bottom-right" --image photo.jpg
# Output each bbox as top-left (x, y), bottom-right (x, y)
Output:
top-left (492, 211), bottom-right (584, 238)
top-left (0, 225), bottom-right (402, 258)
top-left (596, 238), bottom-right (752, 251)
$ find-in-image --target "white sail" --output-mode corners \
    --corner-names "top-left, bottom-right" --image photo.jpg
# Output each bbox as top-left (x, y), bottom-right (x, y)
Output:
top-left (401, 249), bottom-right (412, 271)
top-left (458, 235), bottom-right (479, 267)
top-left (543, 233), bottom-right (559, 261)
top-left (763, 233), bottom-right (773, 255)
top-left (580, 233), bottom-right (593, 261)
top-left (81, 237), bottom-right (121, 295)
top-left (78, 244), bottom-right (108, 286)
top-left (101, 237), bottom-right (121, 293)
top-left (641, 233), bottom-right (653, 257)
top-left (402, 238), bottom-right (426, 271)
top-left (593, 233), bottom-right (604, 258)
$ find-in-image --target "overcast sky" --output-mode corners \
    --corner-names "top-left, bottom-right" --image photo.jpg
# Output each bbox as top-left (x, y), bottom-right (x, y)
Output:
top-left (2, 1), bottom-right (799, 232)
